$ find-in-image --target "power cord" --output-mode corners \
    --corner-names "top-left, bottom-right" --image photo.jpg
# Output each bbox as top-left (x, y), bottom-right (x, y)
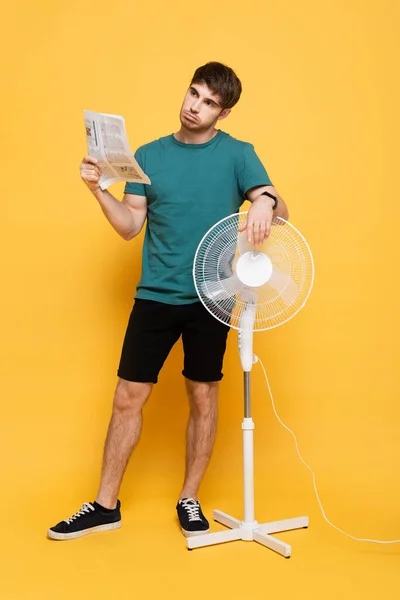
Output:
top-left (256, 355), bottom-right (400, 545)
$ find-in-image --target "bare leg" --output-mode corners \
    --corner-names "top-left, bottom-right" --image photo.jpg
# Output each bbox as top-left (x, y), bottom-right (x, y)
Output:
top-left (95, 379), bottom-right (152, 509)
top-left (179, 379), bottom-right (219, 501)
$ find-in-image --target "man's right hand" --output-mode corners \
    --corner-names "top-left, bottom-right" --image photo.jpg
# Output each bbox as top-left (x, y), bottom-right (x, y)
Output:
top-left (80, 155), bottom-right (102, 192)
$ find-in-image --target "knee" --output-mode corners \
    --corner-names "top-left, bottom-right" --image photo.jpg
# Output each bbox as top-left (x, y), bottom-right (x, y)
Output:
top-left (113, 380), bottom-right (152, 413)
top-left (187, 381), bottom-right (218, 417)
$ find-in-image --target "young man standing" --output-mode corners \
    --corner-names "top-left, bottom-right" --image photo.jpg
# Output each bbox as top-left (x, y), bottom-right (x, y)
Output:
top-left (48, 62), bottom-right (289, 540)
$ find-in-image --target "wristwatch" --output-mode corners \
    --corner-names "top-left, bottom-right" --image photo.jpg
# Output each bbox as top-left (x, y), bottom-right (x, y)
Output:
top-left (261, 190), bottom-right (278, 210)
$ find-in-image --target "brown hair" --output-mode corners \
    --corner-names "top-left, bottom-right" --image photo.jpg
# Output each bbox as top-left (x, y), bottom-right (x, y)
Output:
top-left (190, 62), bottom-right (242, 109)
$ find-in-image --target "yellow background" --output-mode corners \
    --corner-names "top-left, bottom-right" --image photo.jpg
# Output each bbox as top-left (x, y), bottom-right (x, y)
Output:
top-left (1, 0), bottom-right (399, 598)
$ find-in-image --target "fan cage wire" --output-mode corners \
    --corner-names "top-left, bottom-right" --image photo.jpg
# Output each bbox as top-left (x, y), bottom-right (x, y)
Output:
top-left (193, 212), bottom-right (314, 332)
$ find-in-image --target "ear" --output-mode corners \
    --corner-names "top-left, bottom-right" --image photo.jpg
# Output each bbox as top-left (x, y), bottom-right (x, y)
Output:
top-left (217, 108), bottom-right (231, 121)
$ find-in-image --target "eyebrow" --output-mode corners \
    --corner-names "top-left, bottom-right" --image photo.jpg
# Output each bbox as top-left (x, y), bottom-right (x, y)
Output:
top-left (190, 86), bottom-right (221, 107)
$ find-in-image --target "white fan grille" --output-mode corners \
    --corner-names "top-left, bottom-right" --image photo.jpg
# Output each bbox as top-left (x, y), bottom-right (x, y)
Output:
top-left (193, 212), bottom-right (314, 331)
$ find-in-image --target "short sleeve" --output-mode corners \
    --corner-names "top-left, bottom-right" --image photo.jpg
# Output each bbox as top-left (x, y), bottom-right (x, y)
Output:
top-left (124, 148), bottom-right (147, 196)
top-left (238, 143), bottom-right (273, 198)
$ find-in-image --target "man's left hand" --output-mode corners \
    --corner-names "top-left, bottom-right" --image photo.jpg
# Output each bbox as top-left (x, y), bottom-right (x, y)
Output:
top-left (238, 195), bottom-right (274, 246)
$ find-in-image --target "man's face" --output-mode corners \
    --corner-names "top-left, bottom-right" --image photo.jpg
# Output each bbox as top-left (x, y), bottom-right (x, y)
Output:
top-left (179, 82), bottom-right (230, 131)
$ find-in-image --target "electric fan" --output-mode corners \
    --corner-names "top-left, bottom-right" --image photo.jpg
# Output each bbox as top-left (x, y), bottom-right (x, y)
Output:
top-left (189, 212), bottom-right (314, 557)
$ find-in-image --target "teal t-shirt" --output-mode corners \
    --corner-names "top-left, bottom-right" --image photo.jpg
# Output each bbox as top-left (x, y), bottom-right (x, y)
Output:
top-left (125, 130), bottom-right (272, 304)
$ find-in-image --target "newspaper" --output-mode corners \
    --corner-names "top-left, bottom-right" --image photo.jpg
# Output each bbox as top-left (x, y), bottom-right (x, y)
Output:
top-left (84, 110), bottom-right (151, 190)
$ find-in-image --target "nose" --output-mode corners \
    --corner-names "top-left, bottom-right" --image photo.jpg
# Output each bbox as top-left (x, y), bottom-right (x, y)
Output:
top-left (190, 99), bottom-right (201, 113)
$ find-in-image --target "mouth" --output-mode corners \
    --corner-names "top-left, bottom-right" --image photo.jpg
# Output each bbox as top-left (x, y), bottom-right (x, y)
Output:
top-left (183, 112), bottom-right (199, 123)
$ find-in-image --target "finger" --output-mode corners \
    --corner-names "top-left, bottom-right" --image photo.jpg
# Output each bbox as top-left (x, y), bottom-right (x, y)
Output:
top-left (253, 222), bottom-right (261, 246)
top-left (259, 221), bottom-right (266, 243)
top-left (86, 165), bottom-right (102, 176)
top-left (81, 166), bottom-right (101, 178)
top-left (265, 219), bottom-right (272, 239)
top-left (247, 220), bottom-right (254, 244)
top-left (238, 216), bottom-right (248, 232)
top-left (82, 155), bottom-right (99, 166)
top-left (83, 163), bottom-right (101, 174)
top-left (81, 168), bottom-right (99, 177)
top-left (81, 173), bottom-right (99, 183)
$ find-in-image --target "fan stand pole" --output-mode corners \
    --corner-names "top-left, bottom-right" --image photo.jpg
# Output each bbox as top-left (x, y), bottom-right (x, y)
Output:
top-left (187, 370), bottom-right (309, 557)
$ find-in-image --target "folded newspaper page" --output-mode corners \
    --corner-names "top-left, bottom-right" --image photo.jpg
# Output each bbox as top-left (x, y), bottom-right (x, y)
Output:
top-left (84, 110), bottom-right (151, 190)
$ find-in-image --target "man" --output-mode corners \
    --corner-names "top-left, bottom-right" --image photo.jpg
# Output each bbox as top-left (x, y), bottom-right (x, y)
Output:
top-left (48, 62), bottom-right (289, 541)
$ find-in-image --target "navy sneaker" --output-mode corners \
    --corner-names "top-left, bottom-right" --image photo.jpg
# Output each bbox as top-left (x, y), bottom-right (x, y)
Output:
top-left (176, 498), bottom-right (210, 537)
top-left (47, 501), bottom-right (121, 540)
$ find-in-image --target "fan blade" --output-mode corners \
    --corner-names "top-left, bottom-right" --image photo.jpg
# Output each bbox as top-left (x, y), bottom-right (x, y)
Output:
top-left (238, 231), bottom-right (255, 256)
top-left (268, 266), bottom-right (299, 307)
top-left (201, 274), bottom-right (244, 301)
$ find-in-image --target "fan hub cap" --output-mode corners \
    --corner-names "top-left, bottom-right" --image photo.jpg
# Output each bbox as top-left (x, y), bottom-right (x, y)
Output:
top-left (236, 251), bottom-right (273, 288)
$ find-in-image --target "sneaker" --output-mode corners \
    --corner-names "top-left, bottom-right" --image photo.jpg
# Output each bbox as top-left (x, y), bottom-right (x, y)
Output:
top-left (176, 498), bottom-right (210, 537)
top-left (47, 500), bottom-right (122, 540)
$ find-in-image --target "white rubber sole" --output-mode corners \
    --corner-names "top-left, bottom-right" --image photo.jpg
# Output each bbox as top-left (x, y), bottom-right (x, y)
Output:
top-left (47, 520), bottom-right (121, 540)
top-left (181, 527), bottom-right (210, 538)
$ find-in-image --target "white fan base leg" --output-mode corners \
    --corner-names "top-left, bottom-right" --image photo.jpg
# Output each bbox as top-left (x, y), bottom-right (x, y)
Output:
top-left (187, 511), bottom-right (309, 557)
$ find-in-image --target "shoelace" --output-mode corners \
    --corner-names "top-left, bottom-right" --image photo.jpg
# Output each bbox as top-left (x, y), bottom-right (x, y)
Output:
top-left (64, 502), bottom-right (95, 524)
top-left (180, 498), bottom-right (201, 522)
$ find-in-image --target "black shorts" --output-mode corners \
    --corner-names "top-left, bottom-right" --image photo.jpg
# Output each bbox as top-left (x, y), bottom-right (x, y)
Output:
top-left (117, 299), bottom-right (230, 384)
